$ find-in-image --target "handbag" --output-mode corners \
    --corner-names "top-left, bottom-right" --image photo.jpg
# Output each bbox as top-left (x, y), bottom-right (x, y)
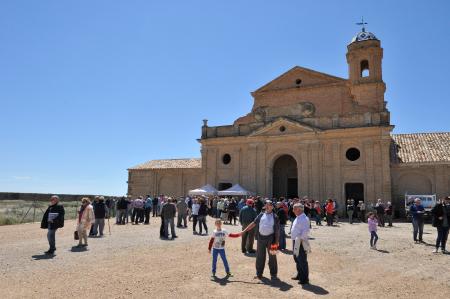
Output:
top-left (74, 230), bottom-right (79, 240)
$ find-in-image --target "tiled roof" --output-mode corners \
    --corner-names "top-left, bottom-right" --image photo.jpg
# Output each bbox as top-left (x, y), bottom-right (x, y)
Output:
top-left (128, 158), bottom-right (201, 170)
top-left (391, 133), bottom-right (450, 164)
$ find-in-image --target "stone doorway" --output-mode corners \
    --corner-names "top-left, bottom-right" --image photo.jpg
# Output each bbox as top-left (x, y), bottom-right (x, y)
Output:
top-left (345, 183), bottom-right (364, 202)
top-left (273, 155), bottom-right (298, 198)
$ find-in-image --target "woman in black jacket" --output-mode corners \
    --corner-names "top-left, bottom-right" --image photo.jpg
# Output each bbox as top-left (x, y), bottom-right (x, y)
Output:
top-left (41, 195), bottom-right (65, 255)
top-left (431, 196), bottom-right (450, 254)
top-left (198, 199), bottom-right (209, 235)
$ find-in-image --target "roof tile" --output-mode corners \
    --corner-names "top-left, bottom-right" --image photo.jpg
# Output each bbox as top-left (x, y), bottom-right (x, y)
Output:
top-left (391, 133), bottom-right (450, 164)
top-left (129, 158), bottom-right (201, 170)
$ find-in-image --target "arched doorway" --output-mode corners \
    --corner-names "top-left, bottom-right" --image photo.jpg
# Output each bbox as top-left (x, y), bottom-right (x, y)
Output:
top-left (272, 155), bottom-right (298, 198)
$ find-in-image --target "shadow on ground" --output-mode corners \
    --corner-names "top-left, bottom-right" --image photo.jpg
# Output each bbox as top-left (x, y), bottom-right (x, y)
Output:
top-left (302, 283), bottom-right (329, 295)
top-left (32, 254), bottom-right (55, 260)
top-left (211, 276), bottom-right (260, 286)
top-left (70, 246), bottom-right (88, 252)
top-left (280, 249), bottom-right (293, 255)
top-left (260, 277), bottom-right (293, 292)
top-left (211, 276), bottom-right (293, 291)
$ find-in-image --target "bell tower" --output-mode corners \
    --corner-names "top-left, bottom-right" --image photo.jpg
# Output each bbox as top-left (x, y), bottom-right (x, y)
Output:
top-left (346, 20), bottom-right (386, 112)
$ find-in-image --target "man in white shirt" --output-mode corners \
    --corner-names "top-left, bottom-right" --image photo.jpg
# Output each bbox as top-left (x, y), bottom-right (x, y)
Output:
top-left (191, 199), bottom-right (200, 234)
top-left (290, 203), bottom-right (310, 285)
top-left (241, 200), bottom-right (280, 280)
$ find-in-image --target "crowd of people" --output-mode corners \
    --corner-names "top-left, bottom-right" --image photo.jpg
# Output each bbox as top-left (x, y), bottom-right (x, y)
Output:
top-left (40, 193), bottom-right (450, 285)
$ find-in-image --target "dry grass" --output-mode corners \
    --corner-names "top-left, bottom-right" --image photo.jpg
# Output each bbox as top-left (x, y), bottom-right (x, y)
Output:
top-left (0, 200), bottom-right (79, 225)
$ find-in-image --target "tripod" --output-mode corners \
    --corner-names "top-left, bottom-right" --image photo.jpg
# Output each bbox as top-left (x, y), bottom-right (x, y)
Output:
top-left (20, 200), bottom-right (45, 223)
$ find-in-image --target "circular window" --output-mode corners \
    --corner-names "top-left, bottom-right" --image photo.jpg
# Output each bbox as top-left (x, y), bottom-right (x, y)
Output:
top-left (295, 79), bottom-right (302, 85)
top-left (222, 154), bottom-right (231, 165)
top-left (279, 126), bottom-right (286, 132)
top-left (346, 148), bottom-right (360, 161)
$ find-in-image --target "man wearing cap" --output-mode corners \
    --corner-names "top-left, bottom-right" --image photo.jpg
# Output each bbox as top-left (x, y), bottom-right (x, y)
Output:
top-left (241, 200), bottom-right (280, 280)
top-left (41, 195), bottom-right (65, 255)
top-left (239, 199), bottom-right (257, 254)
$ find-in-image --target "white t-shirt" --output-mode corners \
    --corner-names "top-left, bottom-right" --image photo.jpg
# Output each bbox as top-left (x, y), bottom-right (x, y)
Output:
top-left (192, 203), bottom-right (200, 215)
top-left (212, 229), bottom-right (229, 249)
top-left (259, 213), bottom-right (275, 236)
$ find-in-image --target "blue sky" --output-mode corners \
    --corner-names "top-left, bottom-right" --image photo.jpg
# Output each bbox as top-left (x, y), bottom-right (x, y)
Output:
top-left (1, 0), bottom-right (449, 195)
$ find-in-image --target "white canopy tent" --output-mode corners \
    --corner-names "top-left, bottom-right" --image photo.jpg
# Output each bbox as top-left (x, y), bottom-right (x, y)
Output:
top-left (217, 184), bottom-right (254, 196)
top-left (188, 184), bottom-right (218, 196)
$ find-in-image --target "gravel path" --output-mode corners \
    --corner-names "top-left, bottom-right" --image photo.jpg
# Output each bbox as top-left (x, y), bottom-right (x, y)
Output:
top-left (1, 217), bottom-right (449, 298)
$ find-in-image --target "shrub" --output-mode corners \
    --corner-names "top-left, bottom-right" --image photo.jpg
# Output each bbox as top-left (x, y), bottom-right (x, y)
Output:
top-left (0, 215), bottom-right (20, 226)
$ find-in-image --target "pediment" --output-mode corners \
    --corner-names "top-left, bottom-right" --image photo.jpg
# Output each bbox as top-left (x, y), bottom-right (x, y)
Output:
top-left (253, 66), bottom-right (345, 94)
top-left (249, 118), bottom-right (321, 137)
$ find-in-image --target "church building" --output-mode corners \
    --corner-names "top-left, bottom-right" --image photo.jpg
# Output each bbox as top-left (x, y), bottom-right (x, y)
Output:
top-left (127, 28), bottom-right (450, 214)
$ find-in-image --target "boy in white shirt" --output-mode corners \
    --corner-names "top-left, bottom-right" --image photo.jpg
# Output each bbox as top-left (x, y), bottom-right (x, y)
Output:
top-left (208, 219), bottom-right (241, 278)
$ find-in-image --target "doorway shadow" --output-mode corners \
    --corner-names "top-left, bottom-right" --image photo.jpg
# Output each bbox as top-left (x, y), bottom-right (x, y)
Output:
top-left (302, 283), bottom-right (329, 295)
top-left (32, 254), bottom-right (55, 260)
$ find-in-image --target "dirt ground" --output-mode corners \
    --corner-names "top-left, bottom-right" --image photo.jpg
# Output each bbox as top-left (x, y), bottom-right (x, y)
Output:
top-left (0, 216), bottom-right (449, 299)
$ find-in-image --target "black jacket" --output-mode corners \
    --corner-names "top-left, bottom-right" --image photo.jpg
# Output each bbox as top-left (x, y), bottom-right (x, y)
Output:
top-left (117, 198), bottom-right (128, 210)
top-left (276, 208), bottom-right (287, 225)
top-left (161, 202), bottom-right (176, 218)
top-left (41, 204), bottom-right (65, 230)
top-left (432, 203), bottom-right (450, 228)
top-left (93, 201), bottom-right (107, 219)
top-left (198, 203), bottom-right (208, 216)
top-left (227, 201), bottom-right (237, 212)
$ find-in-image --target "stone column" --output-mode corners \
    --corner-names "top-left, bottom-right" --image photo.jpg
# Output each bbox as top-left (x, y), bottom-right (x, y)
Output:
top-left (233, 148), bottom-right (241, 185)
top-left (310, 142), bottom-right (321, 200)
top-left (299, 144), bottom-right (309, 198)
top-left (364, 140), bottom-right (375, 203)
top-left (323, 143), bottom-right (334, 198)
top-left (248, 143), bottom-right (258, 194)
top-left (201, 147), bottom-right (207, 185)
top-left (256, 144), bottom-right (267, 196)
top-left (380, 139), bottom-right (392, 201)
top-left (373, 141), bottom-right (383, 203)
top-left (265, 165), bottom-right (272, 198)
top-left (332, 142), bottom-right (342, 208)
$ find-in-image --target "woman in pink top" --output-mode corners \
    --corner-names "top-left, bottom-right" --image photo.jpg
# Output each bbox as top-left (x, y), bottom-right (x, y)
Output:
top-left (368, 212), bottom-right (379, 250)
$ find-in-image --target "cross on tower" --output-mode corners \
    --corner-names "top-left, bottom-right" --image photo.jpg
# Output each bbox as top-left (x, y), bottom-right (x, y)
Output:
top-left (356, 17), bottom-right (368, 32)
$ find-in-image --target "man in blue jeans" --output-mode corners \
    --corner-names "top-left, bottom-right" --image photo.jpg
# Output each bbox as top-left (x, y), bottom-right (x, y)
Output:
top-left (40, 195), bottom-right (65, 255)
top-left (410, 198), bottom-right (425, 243)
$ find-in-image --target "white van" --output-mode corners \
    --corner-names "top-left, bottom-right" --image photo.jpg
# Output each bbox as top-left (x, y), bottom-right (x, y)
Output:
top-left (405, 194), bottom-right (436, 220)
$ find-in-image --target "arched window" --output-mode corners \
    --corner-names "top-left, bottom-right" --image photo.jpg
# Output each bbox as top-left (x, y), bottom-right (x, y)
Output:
top-left (360, 60), bottom-right (369, 77)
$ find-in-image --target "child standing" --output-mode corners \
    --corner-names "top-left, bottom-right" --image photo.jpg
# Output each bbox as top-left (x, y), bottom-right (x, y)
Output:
top-left (208, 219), bottom-right (240, 278)
top-left (368, 212), bottom-right (379, 250)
